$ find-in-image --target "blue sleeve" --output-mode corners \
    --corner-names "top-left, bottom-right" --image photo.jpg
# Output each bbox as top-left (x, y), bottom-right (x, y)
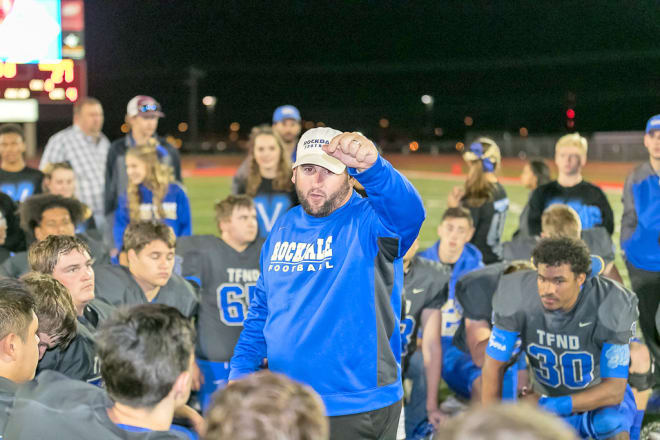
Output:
top-left (348, 155), bottom-right (425, 256)
top-left (228, 271), bottom-right (268, 380)
top-left (113, 194), bottom-right (129, 250)
top-left (485, 325), bottom-right (519, 362)
top-left (176, 186), bottom-right (192, 236)
top-left (600, 343), bottom-right (630, 379)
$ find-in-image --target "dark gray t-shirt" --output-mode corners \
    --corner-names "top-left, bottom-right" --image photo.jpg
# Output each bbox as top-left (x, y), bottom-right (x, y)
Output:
top-left (95, 265), bottom-right (198, 319)
top-left (453, 262), bottom-right (508, 354)
top-left (5, 371), bottom-right (187, 439)
top-left (176, 235), bottom-right (263, 361)
top-left (401, 256), bottom-right (450, 359)
top-left (492, 271), bottom-right (638, 397)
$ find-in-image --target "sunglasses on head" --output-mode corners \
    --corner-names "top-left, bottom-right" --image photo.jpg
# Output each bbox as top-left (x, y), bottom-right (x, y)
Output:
top-left (138, 104), bottom-right (160, 113)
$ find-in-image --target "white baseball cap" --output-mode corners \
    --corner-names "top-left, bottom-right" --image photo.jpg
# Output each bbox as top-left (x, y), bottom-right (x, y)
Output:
top-left (292, 127), bottom-right (346, 174)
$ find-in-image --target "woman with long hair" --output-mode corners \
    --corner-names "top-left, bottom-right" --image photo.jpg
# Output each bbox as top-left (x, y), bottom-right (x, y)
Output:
top-left (514, 158), bottom-right (551, 238)
top-left (113, 140), bottom-right (191, 251)
top-left (42, 162), bottom-right (98, 237)
top-left (232, 124), bottom-right (297, 238)
top-left (447, 137), bottom-right (508, 264)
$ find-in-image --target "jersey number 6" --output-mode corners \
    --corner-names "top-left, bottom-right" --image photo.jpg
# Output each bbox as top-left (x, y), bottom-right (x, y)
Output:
top-left (216, 283), bottom-right (257, 326)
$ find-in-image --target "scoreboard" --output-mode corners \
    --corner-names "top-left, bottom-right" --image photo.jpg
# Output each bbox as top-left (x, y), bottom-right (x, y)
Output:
top-left (0, 0), bottom-right (86, 104)
top-left (0, 59), bottom-right (85, 103)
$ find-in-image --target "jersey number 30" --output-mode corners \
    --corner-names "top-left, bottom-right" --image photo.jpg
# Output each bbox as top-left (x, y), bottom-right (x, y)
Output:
top-left (528, 344), bottom-right (594, 389)
top-left (217, 283), bottom-right (256, 326)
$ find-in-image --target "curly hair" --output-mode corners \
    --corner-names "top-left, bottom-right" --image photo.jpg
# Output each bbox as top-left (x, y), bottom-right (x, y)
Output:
top-left (245, 125), bottom-right (292, 197)
top-left (532, 236), bottom-right (591, 276)
top-left (126, 140), bottom-right (173, 223)
top-left (19, 194), bottom-right (83, 238)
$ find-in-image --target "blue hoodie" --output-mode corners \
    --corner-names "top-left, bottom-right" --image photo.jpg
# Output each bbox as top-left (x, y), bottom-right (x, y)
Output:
top-left (114, 182), bottom-right (192, 250)
top-left (418, 241), bottom-right (484, 342)
top-left (229, 155), bottom-right (425, 416)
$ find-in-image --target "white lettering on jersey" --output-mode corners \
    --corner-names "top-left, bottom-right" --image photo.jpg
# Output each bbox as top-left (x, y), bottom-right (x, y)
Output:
top-left (227, 268), bottom-right (260, 283)
top-left (536, 329), bottom-right (580, 350)
top-left (256, 202), bottom-right (284, 232)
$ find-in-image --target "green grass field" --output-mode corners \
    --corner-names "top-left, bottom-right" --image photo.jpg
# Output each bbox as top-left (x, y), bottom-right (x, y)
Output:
top-left (183, 173), bottom-right (630, 287)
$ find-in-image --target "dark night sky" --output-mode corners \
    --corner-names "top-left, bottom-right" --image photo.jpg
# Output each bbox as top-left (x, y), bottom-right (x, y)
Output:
top-left (81, 1), bottom-right (660, 143)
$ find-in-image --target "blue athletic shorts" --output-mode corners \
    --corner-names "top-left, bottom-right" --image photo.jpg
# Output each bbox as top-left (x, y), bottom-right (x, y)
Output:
top-left (562, 384), bottom-right (637, 439)
top-left (197, 359), bottom-right (230, 412)
top-left (441, 340), bottom-right (519, 400)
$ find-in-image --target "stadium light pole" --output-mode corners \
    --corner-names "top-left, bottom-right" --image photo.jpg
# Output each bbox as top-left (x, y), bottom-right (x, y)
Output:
top-left (186, 66), bottom-right (206, 149)
top-left (421, 95), bottom-right (434, 139)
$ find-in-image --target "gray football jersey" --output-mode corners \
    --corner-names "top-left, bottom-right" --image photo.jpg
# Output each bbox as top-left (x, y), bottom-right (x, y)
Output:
top-left (581, 227), bottom-right (615, 266)
top-left (401, 256), bottom-right (451, 357)
top-left (453, 262), bottom-right (507, 353)
top-left (176, 235), bottom-right (263, 362)
top-left (492, 271), bottom-right (638, 397)
top-left (5, 371), bottom-right (188, 439)
top-left (0, 377), bottom-right (17, 437)
top-left (95, 265), bottom-right (198, 319)
top-left (36, 322), bottom-right (101, 384)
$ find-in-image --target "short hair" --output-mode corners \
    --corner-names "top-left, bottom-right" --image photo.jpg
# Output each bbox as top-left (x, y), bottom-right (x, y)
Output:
top-left (205, 371), bottom-right (329, 440)
top-left (21, 272), bottom-right (77, 349)
top-left (434, 403), bottom-right (578, 440)
top-left (0, 123), bottom-right (25, 141)
top-left (503, 260), bottom-right (535, 275)
top-left (441, 206), bottom-right (474, 227)
top-left (532, 236), bottom-right (591, 277)
top-left (28, 235), bottom-right (91, 274)
top-left (541, 204), bottom-right (581, 239)
top-left (528, 159), bottom-right (551, 186)
top-left (214, 194), bottom-right (254, 222)
top-left (41, 161), bottom-right (73, 179)
top-left (123, 220), bottom-right (175, 254)
top-left (18, 194), bottom-right (83, 235)
top-left (555, 133), bottom-right (588, 155)
top-left (73, 97), bottom-right (102, 115)
top-left (0, 279), bottom-right (35, 343)
top-left (97, 304), bottom-right (195, 408)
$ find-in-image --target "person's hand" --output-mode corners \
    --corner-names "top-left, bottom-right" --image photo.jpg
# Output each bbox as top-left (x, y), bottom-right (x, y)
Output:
top-left (191, 361), bottom-right (203, 391)
top-left (175, 404), bottom-right (207, 437)
top-left (447, 186), bottom-right (465, 208)
top-left (427, 408), bottom-right (450, 429)
top-left (323, 132), bottom-right (378, 172)
top-left (519, 386), bottom-right (541, 404)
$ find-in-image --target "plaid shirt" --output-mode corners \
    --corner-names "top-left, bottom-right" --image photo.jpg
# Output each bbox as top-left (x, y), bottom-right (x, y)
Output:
top-left (40, 125), bottom-right (110, 216)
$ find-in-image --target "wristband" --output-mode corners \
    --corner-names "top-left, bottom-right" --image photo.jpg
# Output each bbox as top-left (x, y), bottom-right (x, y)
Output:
top-left (538, 395), bottom-right (573, 416)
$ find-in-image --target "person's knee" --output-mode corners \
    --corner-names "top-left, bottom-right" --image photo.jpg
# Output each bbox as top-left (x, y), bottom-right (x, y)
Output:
top-left (591, 408), bottom-right (626, 439)
top-left (629, 341), bottom-right (655, 391)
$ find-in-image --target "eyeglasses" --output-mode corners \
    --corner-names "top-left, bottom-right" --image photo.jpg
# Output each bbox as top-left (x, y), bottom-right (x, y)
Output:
top-left (139, 104), bottom-right (160, 113)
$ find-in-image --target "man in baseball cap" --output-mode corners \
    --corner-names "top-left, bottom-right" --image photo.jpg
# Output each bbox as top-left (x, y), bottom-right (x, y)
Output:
top-left (231, 126), bottom-right (425, 439)
top-left (272, 105), bottom-right (302, 160)
top-left (104, 96), bottom-right (182, 252)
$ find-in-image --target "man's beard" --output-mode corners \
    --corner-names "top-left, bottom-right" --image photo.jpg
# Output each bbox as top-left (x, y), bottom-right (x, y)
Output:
top-left (297, 179), bottom-right (352, 218)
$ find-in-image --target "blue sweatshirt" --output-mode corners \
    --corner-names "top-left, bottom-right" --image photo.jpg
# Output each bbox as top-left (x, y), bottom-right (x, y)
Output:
top-left (229, 155), bottom-right (425, 416)
top-left (114, 182), bottom-right (192, 250)
top-left (417, 241), bottom-right (484, 342)
top-left (621, 162), bottom-right (660, 271)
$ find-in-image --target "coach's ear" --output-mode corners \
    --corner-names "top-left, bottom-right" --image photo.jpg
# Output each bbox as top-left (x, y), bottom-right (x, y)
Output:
top-left (291, 167), bottom-right (297, 184)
